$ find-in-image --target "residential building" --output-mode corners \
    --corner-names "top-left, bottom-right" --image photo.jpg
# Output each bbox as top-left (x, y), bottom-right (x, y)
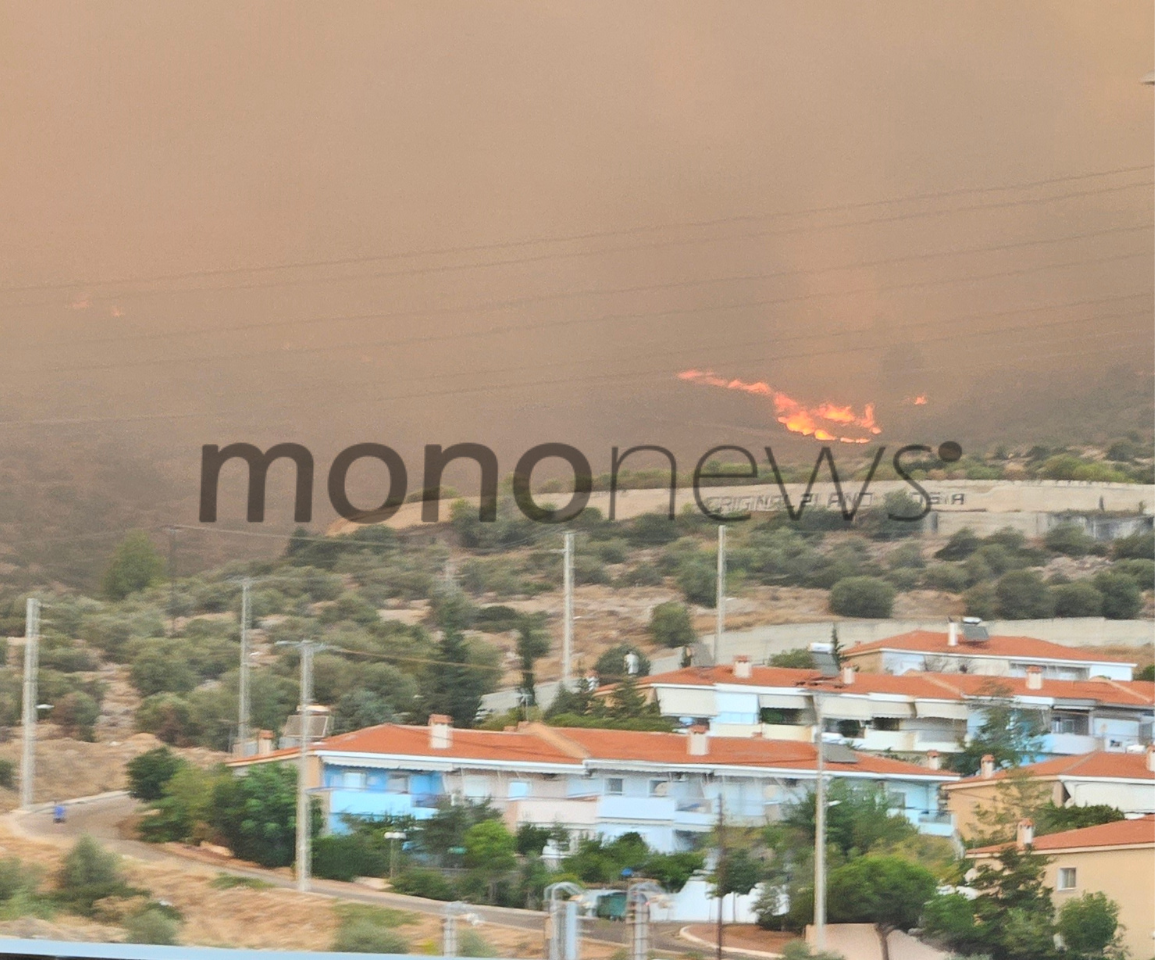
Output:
top-left (636, 659), bottom-right (1153, 761)
top-left (228, 717), bottom-right (959, 848)
top-left (840, 625), bottom-right (1136, 681)
top-left (967, 816), bottom-right (1155, 960)
top-left (945, 746), bottom-right (1155, 839)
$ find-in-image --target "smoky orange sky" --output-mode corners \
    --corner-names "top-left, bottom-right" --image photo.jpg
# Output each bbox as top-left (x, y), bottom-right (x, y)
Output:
top-left (0, 2), bottom-right (1151, 528)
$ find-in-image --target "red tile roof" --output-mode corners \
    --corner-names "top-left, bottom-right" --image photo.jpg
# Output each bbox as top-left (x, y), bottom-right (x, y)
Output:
top-left (228, 721), bottom-right (955, 780)
top-left (640, 665), bottom-right (1154, 709)
top-left (946, 750), bottom-right (1155, 789)
top-left (969, 815), bottom-right (1155, 854)
top-left (843, 630), bottom-right (1136, 666)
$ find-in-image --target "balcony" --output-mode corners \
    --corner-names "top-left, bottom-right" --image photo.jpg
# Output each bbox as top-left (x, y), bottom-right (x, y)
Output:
top-left (1045, 732), bottom-right (1101, 755)
top-left (917, 810), bottom-right (955, 838)
top-left (598, 795), bottom-right (676, 822)
top-left (505, 796), bottom-right (598, 830)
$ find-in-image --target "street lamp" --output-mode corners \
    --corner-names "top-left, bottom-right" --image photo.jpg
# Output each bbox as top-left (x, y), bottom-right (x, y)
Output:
top-left (384, 830), bottom-right (406, 878)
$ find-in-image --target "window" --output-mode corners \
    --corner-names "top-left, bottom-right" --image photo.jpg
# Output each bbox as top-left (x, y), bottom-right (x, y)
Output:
top-left (386, 774), bottom-right (409, 794)
top-left (341, 770), bottom-right (367, 790)
top-left (605, 777), bottom-right (623, 796)
top-left (872, 717), bottom-right (900, 731)
top-left (508, 780), bottom-right (530, 799)
top-left (1057, 867), bottom-right (1077, 891)
top-left (1052, 714), bottom-right (1088, 736)
top-left (649, 779), bottom-right (669, 797)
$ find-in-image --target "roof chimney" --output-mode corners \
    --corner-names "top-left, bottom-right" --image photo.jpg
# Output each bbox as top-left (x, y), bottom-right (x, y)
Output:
top-left (688, 724), bottom-right (709, 756)
top-left (733, 655), bottom-right (752, 680)
top-left (1016, 818), bottom-right (1034, 850)
top-left (947, 620), bottom-right (959, 647)
top-left (256, 730), bottom-right (274, 756)
top-left (980, 754), bottom-right (996, 779)
top-left (429, 714), bottom-right (452, 750)
top-left (926, 749), bottom-right (941, 771)
top-left (1026, 666), bottom-right (1043, 691)
top-left (841, 664), bottom-right (856, 686)
top-left (1147, 743), bottom-right (1155, 774)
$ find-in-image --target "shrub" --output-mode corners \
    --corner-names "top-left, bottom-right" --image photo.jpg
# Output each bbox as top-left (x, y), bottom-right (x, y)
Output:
top-left (1093, 571), bottom-right (1142, 619)
top-left (1111, 558), bottom-right (1155, 590)
top-left (676, 556), bottom-right (717, 607)
top-left (135, 694), bottom-right (195, 746)
top-left (126, 748), bottom-right (187, 802)
top-left (1056, 891), bottom-right (1122, 958)
top-left (829, 577), bottom-right (895, 618)
top-left (458, 930), bottom-right (496, 957)
top-left (102, 531), bottom-right (166, 601)
top-left (1114, 530), bottom-right (1154, 560)
top-left (333, 920), bottom-right (410, 954)
top-left (935, 529), bottom-right (980, 561)
top-left (922, 564), bottom-right (969, 593)
top-left (53, 691), bottom-right (101, 741)
top-left (55, 836), bottom-right (136, 916)
top-left (648, 602), bottom-right (696, 648)
top-left (594, 644), bottom-right (651, 684)
top-left (1051, 582), bottom-right (1104, 618)
top-left (390, 867), bottom-right (456, 901)
top-left (124, 906), bottom-right (181, 945)
top-left (994, 570), bottom-right (1054, 620)
top-left (963, 582), bottom-right (997, 620)
top-left (313, 834), bottom-right (388, 882)
top-left (1044, 522), bottom-right (1095, 557)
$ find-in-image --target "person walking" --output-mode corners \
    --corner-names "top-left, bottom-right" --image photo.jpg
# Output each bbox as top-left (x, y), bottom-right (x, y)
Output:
top-left (52, 802), bottom-right (65, 825)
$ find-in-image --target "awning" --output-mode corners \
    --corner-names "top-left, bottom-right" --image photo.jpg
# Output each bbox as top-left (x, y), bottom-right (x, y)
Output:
top-left (657, 688), bottom-right (716, 717)
top-left (870, 701), bottom-right (915, 719)
top-left (821, 697), bottom-right (873, 721)
top-left (758, 693), bottom-right (810, 711)
top-left (914, 701), bottom-right (969, 720)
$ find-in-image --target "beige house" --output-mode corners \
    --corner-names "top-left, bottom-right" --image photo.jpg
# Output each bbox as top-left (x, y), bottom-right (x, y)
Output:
top-left (945, 746), bottom-right (1155, 840)
top-left (968, 816), bottom-right (1155, 960)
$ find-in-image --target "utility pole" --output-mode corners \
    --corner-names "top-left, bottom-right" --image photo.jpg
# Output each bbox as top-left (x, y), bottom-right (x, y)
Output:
top-left (813, 690), bottom-right (826, 952)
top-left (295, 640), bottom-right (315, 892)
top-left (238, 578), bottom-right (252, 758)
top-left (20, 598), bottom-right (40, 812)
top-left (165, 527), bottom-right (178, 636)
top-left (715, 796), bottom-right (726, 960)
top-left (714, 525), bottom-right (726, 664)
top-left (562, 531), bottom-right (574, 690)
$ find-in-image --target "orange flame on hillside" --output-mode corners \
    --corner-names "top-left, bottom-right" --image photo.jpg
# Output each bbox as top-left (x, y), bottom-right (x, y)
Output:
top-left (677, 369), bottom-right (882, 444)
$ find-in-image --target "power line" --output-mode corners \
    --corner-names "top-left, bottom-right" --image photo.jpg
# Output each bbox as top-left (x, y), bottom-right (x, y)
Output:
top-left (13, 220), bottom-right (1150, 356)
top-left (2, 164), bottom-right (1148, 298)
top-left (25, 247), bottom-right (1153, 379)
top-left (0, 309), bottom-right (1149, 431)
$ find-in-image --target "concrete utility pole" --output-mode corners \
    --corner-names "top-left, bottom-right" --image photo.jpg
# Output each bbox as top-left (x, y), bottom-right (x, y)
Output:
top-left (562, 531), bottom-right (574, 689)
top-left (238, 577), bottom-right (251, 758)
top-left (714, 525), bottom-right (726, 664)
top-left (295, 640), bottom-right (315, 892)
top-left (20, 598), bottom-right (40, 811)
top-left (715, 797), bottom-right (726, 960)
top-left (813, 691), bottom-right (827, 952)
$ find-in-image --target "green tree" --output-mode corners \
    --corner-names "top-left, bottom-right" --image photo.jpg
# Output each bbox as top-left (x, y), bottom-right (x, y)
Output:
top-left (464, 819), bottom-right (517, 901)
top-left (935, 528), bottom-right (981, 561)
top-left (1092, 571), bottom-right (1142, 620)
top-left (1051, 582), bottom-right (1104, 618)
top-left (53, 691), bottom-right (100, 741)
top-left (130, 648), bottom-right (197, 697)
top-left (55, 836), bottom-right (135, 916)
top-left (126, 747), bottom-right (187, 802)
top-left (677, 555), bottom-right (717, 607)
top-left (829, 576), bottom-right (896, 618)
top-left (769, 648), bottom-right (816, 669)
top-left (712, 847), bottom-right (763, 922)
top-left (995, 570), bottom-right (1055, 619)
top-left (1044, 523), bottom-right (1095, 557)
top-left (1056, 891), bottom-right (1124, 959)
top-left (947, 687), bottom-right (1044, 777)
top-left (209, 764), bottom-right (319, 868)
top-left (649, 601), bottom-right (696, 648)
top-left (515, 615), bottom-right (551, 707)
top-left (826, 855), bottom-right (937, 960)
top-left (102, 531), bottom-right (166, 601)
top-left (421, 620), bottom-right (492, 728)
top-left (594, 644), bottom-right (651, 685)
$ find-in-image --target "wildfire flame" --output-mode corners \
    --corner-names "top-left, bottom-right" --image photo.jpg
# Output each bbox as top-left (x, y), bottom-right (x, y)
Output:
top-left (903, 394), bottom-right (928, 405)
top-left (677, 369), bottom-right (882, 444)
